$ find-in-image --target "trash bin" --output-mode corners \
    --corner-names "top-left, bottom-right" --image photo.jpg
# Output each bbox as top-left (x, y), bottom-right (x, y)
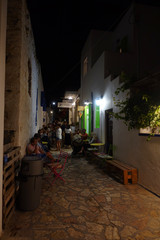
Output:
top-left (18, 156), bottom-right (43, 211)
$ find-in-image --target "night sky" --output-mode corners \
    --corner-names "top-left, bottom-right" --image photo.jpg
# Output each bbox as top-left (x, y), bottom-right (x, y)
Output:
top-left (26, 0), bottom-right (160, 106)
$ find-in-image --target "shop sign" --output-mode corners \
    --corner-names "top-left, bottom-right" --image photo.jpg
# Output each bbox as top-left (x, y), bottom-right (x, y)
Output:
top-left (57, 102), bottom-right (73, 108)
top-left (78, 106), bottom-right (84, 111)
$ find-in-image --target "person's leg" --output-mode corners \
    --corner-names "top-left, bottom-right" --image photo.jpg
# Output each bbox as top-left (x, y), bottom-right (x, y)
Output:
top-left (59, 140), bottom-right (61, 151)
top-left (46, 152), bottom-right (56, 161)
top-left (56, 139), bottom-right (59, 150)
top-left (57, 140), bottom-right (60, 151)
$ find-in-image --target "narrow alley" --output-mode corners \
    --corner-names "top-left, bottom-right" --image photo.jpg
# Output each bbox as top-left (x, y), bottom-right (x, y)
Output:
top-left (1, 149), bottom-right (160, 240)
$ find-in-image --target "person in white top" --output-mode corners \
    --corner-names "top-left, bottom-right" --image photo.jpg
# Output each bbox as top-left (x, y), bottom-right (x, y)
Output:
top-left (64, 124), bottom-right (72, 147)
top-left (56, 124), bottom-right (62, 151)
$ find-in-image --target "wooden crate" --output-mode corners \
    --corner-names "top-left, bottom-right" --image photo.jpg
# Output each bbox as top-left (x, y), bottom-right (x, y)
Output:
top-left (105, 160), bottom-right (138, 184)
top-left (3, 144), bottom-right (21, 227)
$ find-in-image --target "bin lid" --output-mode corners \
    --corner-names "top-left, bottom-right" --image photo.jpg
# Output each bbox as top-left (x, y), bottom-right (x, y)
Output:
top-left (21, 156), bottom-right (44, 175)
top-left (22, 156), bottom-right (41, 161)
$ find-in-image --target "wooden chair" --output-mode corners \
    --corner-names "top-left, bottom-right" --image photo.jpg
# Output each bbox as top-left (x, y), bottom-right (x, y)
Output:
top-left (45, 150), bottom-right (68, 185)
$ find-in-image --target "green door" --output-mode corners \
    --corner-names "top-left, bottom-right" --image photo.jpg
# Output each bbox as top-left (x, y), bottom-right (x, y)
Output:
top-left (95, 105), bottom-right (100, 128)
top-left (84, 104), bottom-right (91, 135)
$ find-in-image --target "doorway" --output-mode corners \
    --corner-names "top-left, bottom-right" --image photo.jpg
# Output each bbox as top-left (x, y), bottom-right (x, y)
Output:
top-left (105, 109), bottom-right (113, 154)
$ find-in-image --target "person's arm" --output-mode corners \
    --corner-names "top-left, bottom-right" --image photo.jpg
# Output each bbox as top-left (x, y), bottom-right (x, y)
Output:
top-left (34, 144), bottom-right (39, 154)
top-left (38, 142), bottom-right (45, 154)
top-left (27, 144), bottom-right (36, 155)
top-left (26, 145), bottom-right (32, 155)
top-left (39, 147), bottom-right (45, 154)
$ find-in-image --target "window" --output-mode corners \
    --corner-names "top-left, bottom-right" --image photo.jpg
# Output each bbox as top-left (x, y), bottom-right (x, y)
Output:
top-left (116, 36), bottom-right (128, 53)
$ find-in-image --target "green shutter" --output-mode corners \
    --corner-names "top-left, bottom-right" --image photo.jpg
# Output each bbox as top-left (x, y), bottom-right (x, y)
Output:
top-left (95, 105), bottom-right (100, 128)
top-left (84, 105), bottom-right (91, 135)
top-left (89, 104), bottom-right (91, 135)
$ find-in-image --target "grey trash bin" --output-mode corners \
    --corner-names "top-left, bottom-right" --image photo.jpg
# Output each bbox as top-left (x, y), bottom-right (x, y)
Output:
top-left (18, 156), bottom-right (43, 211)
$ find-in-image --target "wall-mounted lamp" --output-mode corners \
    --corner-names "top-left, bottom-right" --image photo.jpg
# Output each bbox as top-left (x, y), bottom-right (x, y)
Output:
top-left (52, 101), bottom-right (56, 105)
top-left (95, 97), bottom-right (105, 107)
top-left (84, 101), bottom-right (89, 105)
top-left (84, 101), bottom-right (92, 106)
top-left (68, 96), bottom-right (73, 100)
top-left (95, 99), bottom-right (101, 106)
top-left (50, 111), bottom-right (53, 114)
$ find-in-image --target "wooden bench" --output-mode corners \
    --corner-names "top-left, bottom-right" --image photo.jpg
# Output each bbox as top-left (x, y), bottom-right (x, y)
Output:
top-left (105, 160), bottom-right (137, 184)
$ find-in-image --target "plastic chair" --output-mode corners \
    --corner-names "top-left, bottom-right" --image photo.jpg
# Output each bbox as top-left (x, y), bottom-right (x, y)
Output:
top-left (45, 150), bottom-right (68, 185)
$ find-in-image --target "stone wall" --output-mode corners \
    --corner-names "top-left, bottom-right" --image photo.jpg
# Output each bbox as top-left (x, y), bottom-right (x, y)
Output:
top-left (0, 0), bottom-right (7, 235)
top-left (5, 0), bottom-right (44, 156)
top-left (5, 0), bottom-right (22, 144)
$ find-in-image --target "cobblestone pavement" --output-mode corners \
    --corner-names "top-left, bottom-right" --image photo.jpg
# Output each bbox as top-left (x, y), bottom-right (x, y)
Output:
top-left (1, 149), bottom-right (160, 240)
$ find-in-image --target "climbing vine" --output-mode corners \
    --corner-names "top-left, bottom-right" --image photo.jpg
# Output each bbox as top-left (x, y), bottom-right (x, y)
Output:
top-left (112, 72), bottom-right (160, 140)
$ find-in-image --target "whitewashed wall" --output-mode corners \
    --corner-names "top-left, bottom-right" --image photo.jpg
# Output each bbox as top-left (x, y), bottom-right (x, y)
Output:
top-left (37, 73), bottom-right (44, 129)
top-left (81, 50), bottom-right (160, 196)
top-left (100, 74), bottom-right (160, 196)
top-left (19, 0), bottom-right (44, 155)
top-left (111, 80), bottom-right (160, 195)
top-left (5, 0), bottom-right (44, 156)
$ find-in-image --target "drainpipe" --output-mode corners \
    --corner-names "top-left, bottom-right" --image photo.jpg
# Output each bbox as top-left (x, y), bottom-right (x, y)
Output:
top-left (0, 0), bottom-right (7, 235)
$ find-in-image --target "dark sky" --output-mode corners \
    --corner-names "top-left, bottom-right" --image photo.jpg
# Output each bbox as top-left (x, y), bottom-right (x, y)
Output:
top-left (26, 0), bottom-right (160, 106)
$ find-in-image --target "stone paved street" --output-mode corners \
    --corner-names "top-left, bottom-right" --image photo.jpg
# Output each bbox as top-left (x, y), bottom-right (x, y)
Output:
top-left (1, 149), bottom-right (160, 240)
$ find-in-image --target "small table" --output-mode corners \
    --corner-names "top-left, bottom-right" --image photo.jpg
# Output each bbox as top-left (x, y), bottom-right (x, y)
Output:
top-left (83, 139), bottom-right (89, 142)
top-left (90, 143), bottom-right (105, 152)
top-left (90, 143), bottom-right (104, 146)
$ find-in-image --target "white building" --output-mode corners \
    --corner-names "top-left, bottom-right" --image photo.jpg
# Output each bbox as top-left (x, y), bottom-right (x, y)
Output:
top-left (80, 3), bottom-right (160, 196)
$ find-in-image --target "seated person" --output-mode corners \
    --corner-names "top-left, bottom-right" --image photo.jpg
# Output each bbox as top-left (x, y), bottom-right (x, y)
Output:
top-left (80, 129), bottom-right (88, 140)
top-left (27, 137), bottom-right (62, 169)
top-left (89, 132), bottom-right (97, 144)
top-left (71, 130), bottom-right (83, 155)
top-left (34, 134), bottom-right (56, 162)
top-left (82, 132), bottom-right (97, 152)
top-left (41, 127), bottom-right (51, 150)
top-left (72, 129), bottom-right (82, 143)
top-left (26, 137), bottom-right (45, 158)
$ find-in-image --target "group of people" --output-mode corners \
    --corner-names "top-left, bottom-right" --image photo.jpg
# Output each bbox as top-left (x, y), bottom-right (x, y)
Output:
top-left (26, 120), bottom-right (97, 159)
top-left (25, 121), bottom-right (74, 155)
top-left (71, 128), bottom-right (97, 156)
top-left (26, 124), bottom-right (63, 169)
